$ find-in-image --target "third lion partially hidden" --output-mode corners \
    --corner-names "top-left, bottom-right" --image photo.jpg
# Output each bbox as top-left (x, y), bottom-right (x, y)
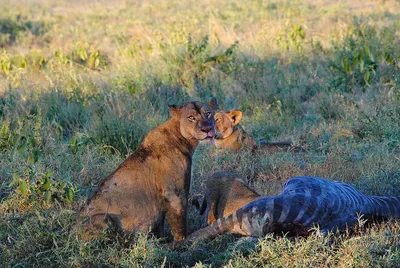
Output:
top-left (192, 171), bottom-right (260, 227)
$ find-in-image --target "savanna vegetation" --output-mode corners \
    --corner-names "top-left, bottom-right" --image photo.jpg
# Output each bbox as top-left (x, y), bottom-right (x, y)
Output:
top-left (0, 0), bottom-right (400, 266)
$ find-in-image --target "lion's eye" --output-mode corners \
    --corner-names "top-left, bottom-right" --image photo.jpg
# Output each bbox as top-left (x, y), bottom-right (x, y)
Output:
top-left (188, 115), bottom-right (196, 121)
top-left (215, 117), bottom-right (220, 122)
top-left (205, 112), bottom-right (211, 118)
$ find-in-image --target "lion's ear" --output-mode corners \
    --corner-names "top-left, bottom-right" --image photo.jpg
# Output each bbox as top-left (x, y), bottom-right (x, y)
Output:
top-left (208, 97), bottom-right (218, 110)
top-left (228, 110), bottom-right (243, 126)
top-left (168, 104), bottom-right (179, 117)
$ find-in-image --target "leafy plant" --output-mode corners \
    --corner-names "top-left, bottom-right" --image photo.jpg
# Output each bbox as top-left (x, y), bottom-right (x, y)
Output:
top-left (9, 169), bottom-right (75, 204)
top-left (0, 50), bottom-right (13, 74)
top-left (54, 49), bottom-right (71, 65)
top-left (276, 24), bottom-right (306, 52)
top-left (5, 114), bottom-right (75, 206)
top-left (68, 132), bottom-right (92, 154)
top-left (329, 23), bottom-right (400, 92)
top-left (160, 35), bottom-right (239, 89)
top-left (0, 121), bottom-right (12, 151)
top-left (71, 42), bottom-right (108, 70)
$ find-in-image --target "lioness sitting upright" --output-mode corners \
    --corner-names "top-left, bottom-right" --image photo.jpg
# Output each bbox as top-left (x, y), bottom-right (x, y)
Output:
top-left (214, 109), bottom-right (295, 152)
top-left (79, 98), bottom-right (218, 241)
top-left (192, 171), bottom-right (261, 227)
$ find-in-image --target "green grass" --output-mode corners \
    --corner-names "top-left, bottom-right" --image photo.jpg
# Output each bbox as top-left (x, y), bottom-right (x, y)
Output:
top-left (1, 0), bottom-right (400, 266)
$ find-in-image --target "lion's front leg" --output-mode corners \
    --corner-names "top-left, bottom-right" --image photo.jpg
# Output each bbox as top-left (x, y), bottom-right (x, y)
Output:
top-left (165, 192), bottom-right (187, 241)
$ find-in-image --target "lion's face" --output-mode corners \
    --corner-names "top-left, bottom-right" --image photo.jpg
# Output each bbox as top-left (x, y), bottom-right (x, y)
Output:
top-left (214, 110), bottom-right (243, 139)
top-left (169, 98), bottom-right (218, 142)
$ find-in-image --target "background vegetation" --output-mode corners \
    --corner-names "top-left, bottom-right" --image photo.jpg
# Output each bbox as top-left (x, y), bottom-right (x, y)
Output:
top-left (0, 0), bottom-right (399, 266)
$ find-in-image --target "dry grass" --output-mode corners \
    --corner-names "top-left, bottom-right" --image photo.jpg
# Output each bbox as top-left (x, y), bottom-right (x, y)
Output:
top-left (0, 0), bottom-right (400, 266)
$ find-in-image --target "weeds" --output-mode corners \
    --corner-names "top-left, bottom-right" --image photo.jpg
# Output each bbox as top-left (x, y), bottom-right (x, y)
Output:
top-left (329, 22), bottom-right (400, 92)
top-left (0, 0), bottom-right (400, 266)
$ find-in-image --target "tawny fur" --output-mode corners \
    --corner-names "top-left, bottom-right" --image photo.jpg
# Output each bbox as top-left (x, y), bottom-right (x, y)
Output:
top-left (78, 98), bottom-right (218, 241)
top-left (192, 171), bottom-right (260, 227)
top-left (180, 176), bottom-right (400, 246)
top-left (213, 110), bottom-right (296, 152)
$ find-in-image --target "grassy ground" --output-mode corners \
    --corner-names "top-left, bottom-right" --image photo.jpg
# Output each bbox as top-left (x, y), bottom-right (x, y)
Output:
top-left (0, 0), bottom-right (400, 266)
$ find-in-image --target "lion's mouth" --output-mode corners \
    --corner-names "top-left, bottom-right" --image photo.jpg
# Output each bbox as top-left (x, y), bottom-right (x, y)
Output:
top-left (201, 130), bottom-right (215, 141)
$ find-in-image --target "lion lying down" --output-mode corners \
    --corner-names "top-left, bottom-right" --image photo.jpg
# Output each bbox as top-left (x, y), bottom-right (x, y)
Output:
top-left (213, 109), bottom-right (301, 152)
top-left (78, 98), bottom-right (218, 241)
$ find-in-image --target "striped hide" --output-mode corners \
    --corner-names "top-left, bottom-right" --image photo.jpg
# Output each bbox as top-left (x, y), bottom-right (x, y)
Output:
top-left (182, 176), bottom-right (400, 244)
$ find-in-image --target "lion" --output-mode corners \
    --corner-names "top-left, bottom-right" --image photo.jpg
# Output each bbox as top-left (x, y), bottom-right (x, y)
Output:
top-left (78, 98), bottom-right (218, 241)
top-left (213, 109), bottom-right (297, 152)
top-left (177, 176), bottom-right (400, 247)
top-left (192, 171), bottom-right (260, 227)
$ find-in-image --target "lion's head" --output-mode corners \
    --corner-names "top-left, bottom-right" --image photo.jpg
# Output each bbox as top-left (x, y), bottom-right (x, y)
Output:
top-left (214, 109), bottom-right (243, 139)
top-left (169, 97), bottom-right (218, 142)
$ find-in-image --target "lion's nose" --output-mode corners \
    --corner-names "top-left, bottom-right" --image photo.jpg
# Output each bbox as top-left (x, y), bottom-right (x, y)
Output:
top-left (200, 126), bottom-right (212, 133)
